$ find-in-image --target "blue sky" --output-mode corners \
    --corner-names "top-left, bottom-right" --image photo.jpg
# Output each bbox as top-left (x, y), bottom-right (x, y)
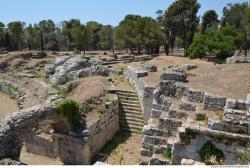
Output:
top-left (0, 0), bottom-right (248, 26)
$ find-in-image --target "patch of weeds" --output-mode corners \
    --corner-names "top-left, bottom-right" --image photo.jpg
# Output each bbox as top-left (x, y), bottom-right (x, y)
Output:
top-left (55, 99), bottom-right (81, 131)
top-left (162, 149), bottom-right (172, 160)
top-left (82, 103), bottom-right (93, 114)
top-left (97, 109), bottom-right (107, 115)
top-left (163, 124), bottom-right (171, 130)
top-left (180, 128), bottom-right (198, 144)
top-left (223, 124), bottom-right (230, 132)
top-left (199, 141), bottom-right (225, 165)
top-left (240, 150), bottom-right (250, 164)
top-left (214, 133), bottom-right (225, 142)
top-left (215, 111), bottom-right (223, 121)
top-left (195, 113), bottom-right (207, 121)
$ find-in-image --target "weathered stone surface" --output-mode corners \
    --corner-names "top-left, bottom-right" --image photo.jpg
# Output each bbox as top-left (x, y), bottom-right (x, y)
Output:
top-left (142, 64), bottom-right (157, 72)
top-left (0, 105), bottom-right (57, 160)
top-left (175, 84), bottom-right (189, 99)
top-left (203, 94), bottom-right (227, 111)
top-left (140, 148), bottom-right (153, 157)
top-left (226, 51), bottom-right (248, 64)
top-left (183, 64), bottom-right (197, 71)
top-left (181, 158), bottom-right (204, 165)
top-left (160, 68), bottom-right (187, 82)
top-left (45, 56), bottom-right (108, 85)
top-left (0, 158), bottom-right (24, 165)
top-left (149, 156), bottom-right (170, 165)
top-left (179, 102), bottom-right (196, 111)
top-left (188, 89), bottom-right (204, 103)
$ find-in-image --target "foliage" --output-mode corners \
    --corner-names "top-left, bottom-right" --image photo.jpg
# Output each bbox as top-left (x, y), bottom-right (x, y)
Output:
top-left (162, 149), bottom-right (172, 159)
top-left (199, 141), bottom-right (225, 165)
top-left (201, 10), bottom-right (218, 33)
top-left (188, 26), bottom-right (243, 59)
top-left (164, 0), bottom-right (200, 55)
top-left (240, 150), bottom-right (250, 163)
top-left (195, 113), bottom-right (207, 121)
top-left (97, 109), bottom-right (107, 115)
top-left (179, 128), bottom-right (198, 144)
top-left (55, 99), bottom-right (81, 131)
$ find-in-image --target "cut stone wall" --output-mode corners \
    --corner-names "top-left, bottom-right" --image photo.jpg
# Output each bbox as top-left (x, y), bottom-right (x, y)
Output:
top-left (22, 102), bottom-right (119, 165)
top-left (127, 66), bottom-right (154, 123)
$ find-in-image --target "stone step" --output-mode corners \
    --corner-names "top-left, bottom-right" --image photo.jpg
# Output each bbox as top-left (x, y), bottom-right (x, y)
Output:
top-left (115, 89), bottom-right (136, 94)
top-left (120, 119), bottom-right (144, 127)
top-left (120, 109), bottom-right (142, 115)
top-left (116, 91), bottom-right (137, 96)
top-left (120, 102), bottom-right (141, 108)
top-left (121, 127), bottom-right (142, 134)
top-left (119, 115), bottom-right (144, 123)
top-left (121, 106), bottom-right (141, 112)
top-left (118, 95), bottom-right (139, 101)
top-left (120, 124), bottom-right (143, 133)
top-left (119, 99), bottom-right (140, 104)
top-left (119, 112), bottom-right (144, 120)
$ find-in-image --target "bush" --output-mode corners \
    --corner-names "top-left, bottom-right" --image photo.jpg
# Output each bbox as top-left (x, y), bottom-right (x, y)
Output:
top-left (195, 113), bottom-right (207, 121)
top-left (162, 149), bottom-right (172, 159)
top-left (188, 26), bottom-right (243, 59)
top-left (97, 109), bottom-right (107, 115)
top-left (199, 141), bottom-right (225, 165)
top-left (55, 99), bottom-right (81, 131)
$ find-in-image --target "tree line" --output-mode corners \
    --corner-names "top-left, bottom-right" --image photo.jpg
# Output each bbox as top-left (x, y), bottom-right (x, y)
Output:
top-left (0, 0), bottom-right (249, 58)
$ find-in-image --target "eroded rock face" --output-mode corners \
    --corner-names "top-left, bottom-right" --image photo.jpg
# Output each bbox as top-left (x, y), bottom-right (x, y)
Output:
top-left (0, 105), bottom-right (56, 160)
top-left (45, 56), bottom-right (109, 85)
top-left (160, 68), bottom-right (187, 82)
top-left (226, 51), bottom-right (248, 64)
top-left (0, 158), bottom-right (24, 165)
top-left (142, 64), bottom-right (157, 72)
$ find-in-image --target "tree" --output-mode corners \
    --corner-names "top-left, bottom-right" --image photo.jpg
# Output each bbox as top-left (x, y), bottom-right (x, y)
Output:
top-left (222, 2), bottom-right (249, 53)
top-left (86, 21), bottom-right (102, 50)
top-left (38, 20), bottom-right (58, 50)
top-left (71, 24), bottom-right (88, 53)
top-left (8, 21), bottom-right (25, 50)
top-left (164, 0), bottom-right (200, 56)
top-left (201, 10), bottom-right (219, 33)
top-left (98, 25), bottom-right (113, 50)
top-left (188, 26), bottom-right (243, 59)
top-left (0, 22), bottom-right (5, 49)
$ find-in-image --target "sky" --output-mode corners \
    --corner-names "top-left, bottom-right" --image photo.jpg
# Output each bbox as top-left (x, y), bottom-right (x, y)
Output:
top-left (0, 0), bottom-right (249, 26)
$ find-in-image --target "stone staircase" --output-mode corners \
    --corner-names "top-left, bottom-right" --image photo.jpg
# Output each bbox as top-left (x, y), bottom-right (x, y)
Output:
top-left (116, 89), bottom-right (144, 134)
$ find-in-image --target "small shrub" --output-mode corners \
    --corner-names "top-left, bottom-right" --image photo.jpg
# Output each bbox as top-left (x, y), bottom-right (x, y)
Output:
top-left (215, 133), bottom-right (225, 142)
top-left (180, 128), bottom-right (198, 144)
top-left (163, 149), bottom-right (172, 160)
top-left (55, 99), bottom-right (81, 131)
top-left (195, 113), bottom-right (207, 121)
top-left (199, 141), bottom-right (225, 165)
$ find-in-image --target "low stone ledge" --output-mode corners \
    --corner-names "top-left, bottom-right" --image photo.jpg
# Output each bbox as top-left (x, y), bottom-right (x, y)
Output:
top-left (203, 94), bottom-right (227, 111)
top-left (188, 89), bottom-right (204, 103)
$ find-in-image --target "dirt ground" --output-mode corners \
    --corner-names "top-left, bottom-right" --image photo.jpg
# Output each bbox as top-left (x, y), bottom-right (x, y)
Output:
top-left (19, 146), bottom-right (63, 165)
top-left (96, 132), bottom-right (143, 165)
top-left (0, 92), bottom-right (19, 118)
top-left (112, 55), bottom-right (250, 100)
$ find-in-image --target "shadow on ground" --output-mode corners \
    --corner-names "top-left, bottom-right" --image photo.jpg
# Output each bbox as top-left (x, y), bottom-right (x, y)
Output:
top-left (92, 131), bottom-right (132, 164)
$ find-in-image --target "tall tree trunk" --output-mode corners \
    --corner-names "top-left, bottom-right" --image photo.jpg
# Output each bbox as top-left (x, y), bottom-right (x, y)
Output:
top-left (138, 45), bottom-right (141, 54)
